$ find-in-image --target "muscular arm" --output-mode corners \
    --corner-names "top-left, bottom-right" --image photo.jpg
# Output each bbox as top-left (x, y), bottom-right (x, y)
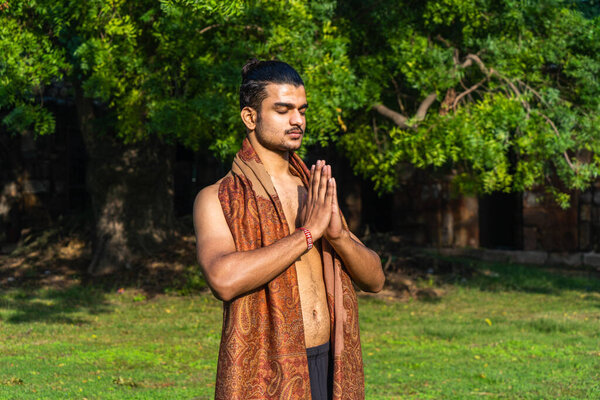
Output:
top-left (193, 165), bottom-right (334, 302)
top-left (329, 230), bottom-right (385, 293)
top-left (193, 184), bottom-right (308, 302)
top-left (322, 173), bottom-right (385, 293)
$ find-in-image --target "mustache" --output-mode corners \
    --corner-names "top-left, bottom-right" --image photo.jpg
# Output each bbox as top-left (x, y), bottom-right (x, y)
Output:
top-left (286, 127), bottom-right (304, 134)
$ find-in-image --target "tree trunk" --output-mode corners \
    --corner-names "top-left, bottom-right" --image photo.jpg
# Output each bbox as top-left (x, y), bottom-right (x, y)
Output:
top-left (75, 88), bottom-right (175, 275)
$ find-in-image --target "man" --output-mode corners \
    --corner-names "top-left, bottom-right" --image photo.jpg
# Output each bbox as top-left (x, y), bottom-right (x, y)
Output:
top-left (193, 59), bottom-right (385, 400)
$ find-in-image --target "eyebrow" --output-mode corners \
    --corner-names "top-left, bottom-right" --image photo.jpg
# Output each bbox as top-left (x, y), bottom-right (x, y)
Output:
top-left (273, 102), bottom-right (309, 110)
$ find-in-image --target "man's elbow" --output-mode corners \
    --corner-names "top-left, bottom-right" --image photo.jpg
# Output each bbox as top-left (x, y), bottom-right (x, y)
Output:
top-left (206, 280), bottom-right (229, 302)
top-left (362, 274), bottom-right (385, 293)
top-left (206, 269), bottom-right (239, 301)
top-left (372, 274), bottom-right (386, 293)
top-left (200, 259), bottom-right (236, 302)
top-left (366, 255), bottom-right (385, 293)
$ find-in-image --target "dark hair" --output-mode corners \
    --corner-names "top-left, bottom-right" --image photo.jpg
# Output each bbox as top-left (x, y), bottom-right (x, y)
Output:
top-left (239, 58), bottom-right (304, 111)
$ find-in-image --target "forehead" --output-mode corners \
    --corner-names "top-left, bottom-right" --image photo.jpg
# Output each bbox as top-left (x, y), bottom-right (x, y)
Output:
top-left (263, 83), bottom-right (306, 105)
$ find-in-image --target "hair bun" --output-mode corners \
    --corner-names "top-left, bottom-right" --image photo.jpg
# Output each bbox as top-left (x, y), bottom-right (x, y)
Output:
top-left (241, 58), bottom-right (261, 80)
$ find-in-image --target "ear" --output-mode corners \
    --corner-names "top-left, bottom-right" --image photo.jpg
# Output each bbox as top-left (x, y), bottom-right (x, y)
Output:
top-left (241, 107), bottom-right (258, 131)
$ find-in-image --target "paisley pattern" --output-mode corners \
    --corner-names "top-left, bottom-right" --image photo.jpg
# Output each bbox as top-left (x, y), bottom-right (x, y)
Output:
top-left (216, 138), bottom-right (364, 399)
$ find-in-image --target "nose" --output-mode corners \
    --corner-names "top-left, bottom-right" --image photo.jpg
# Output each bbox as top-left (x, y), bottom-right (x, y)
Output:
top-left (290, 109), bottom-right (304, 126)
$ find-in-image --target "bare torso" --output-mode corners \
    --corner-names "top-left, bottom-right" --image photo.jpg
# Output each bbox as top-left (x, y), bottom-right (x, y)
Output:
top-left (271, 173), bottom-right (331, 348)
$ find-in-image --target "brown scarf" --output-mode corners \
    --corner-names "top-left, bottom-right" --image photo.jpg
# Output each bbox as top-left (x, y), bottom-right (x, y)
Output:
top-left (215, 138), bottom-right (364, 399)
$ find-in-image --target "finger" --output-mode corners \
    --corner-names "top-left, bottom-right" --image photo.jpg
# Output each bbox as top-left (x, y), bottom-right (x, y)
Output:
top-left (318, 164), bottom-right (329, 202)
top-left (331, 177), bottom-right (339, 213)
top-left (312, 160), bottom-right (323, 201)
top-left (307, 164), bottom-right (315, 204)
top-left (325, 176), bottom-right (335, 208)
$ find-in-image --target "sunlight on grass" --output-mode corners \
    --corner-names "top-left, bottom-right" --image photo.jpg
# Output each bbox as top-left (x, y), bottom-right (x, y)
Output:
top-left (1, 261), bottom-right (599, 399)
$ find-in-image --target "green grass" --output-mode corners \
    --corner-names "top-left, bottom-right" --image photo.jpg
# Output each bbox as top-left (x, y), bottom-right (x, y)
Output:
top-left (1, 261), bottom-right (600, 399)
top-left (0, 287), bottom-right (223, 399)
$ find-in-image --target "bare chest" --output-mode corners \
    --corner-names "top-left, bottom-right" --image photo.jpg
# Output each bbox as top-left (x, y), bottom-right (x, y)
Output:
top-left (272, 176), bottom-right (307, 232)
top-left (271, 174), bottom-right (330, 346)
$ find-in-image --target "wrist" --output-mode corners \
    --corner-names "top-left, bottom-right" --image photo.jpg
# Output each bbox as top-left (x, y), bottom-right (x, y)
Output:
top-left (328, 228), bottom-right (350, 245)
top-left (296, 227), bottom-right (314, 251)
top-left (303, 224), bottom-right (323, 241)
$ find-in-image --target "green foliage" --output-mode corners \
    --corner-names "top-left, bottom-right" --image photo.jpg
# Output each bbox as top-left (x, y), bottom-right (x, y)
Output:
top-left (159, 0), bottom-right (244, 16)
top-left (0, 0), bottom-right (363, 162)
top-left (2, 0), bottom-right (600, 205)
top-left (337, 0), bottom-right (600, 206)
top-left (0, 14), bottom-right (67, 136)
top-left (165, 264), bottom-right (208, 296)
top-left (150, 0), bottom-right (365, 157)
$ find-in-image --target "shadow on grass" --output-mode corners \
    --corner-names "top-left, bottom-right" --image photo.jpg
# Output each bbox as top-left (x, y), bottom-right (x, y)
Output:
top-left (0, 263), bottom-right (210, 325)
top-left (0, 285), bottom-right (112, 324)
top-left (0, 218), bottom-right (209, 325)
top-left (442, 256), bottom-right (600, 295)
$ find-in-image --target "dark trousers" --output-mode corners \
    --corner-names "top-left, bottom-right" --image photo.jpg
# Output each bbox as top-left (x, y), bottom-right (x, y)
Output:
top-left (306, 341), bottom-right (333, 400)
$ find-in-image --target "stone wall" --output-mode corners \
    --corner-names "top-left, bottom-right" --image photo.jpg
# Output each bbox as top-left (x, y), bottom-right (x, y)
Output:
top-left (2, 99), bottom-right (597, 255)
top-left (385, 174), bottom-right (595, 253)
top-left (389, 172), bottom-right (479, 248)
top-left (0, 102), bottom-right (87, 244)
top-left (577, 183), bottom-right (600, 251)
top-left (437, 247), bottom-right (600, 269)
top-left (522, 190), bottom-right (579, 252)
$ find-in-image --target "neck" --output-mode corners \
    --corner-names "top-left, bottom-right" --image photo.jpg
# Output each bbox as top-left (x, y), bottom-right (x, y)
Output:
top-left (247, 133), bottom-right (291, 178)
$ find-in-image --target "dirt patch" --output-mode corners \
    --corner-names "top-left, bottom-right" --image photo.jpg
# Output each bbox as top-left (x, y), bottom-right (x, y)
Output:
top-left (0, 218), bottom-right (200, 295)
top-left (1, 225), bottom-right (472, 300)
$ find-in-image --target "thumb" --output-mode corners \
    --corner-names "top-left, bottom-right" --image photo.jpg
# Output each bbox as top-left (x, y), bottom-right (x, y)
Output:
top-left (331, 178), bottom-right (339, 213)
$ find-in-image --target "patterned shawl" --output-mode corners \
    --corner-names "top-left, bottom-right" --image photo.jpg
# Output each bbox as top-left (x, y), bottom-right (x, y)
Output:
top-left (215, 138), bottom-right (364, 399)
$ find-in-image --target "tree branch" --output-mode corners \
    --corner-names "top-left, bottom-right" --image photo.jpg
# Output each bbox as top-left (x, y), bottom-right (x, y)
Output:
top-left (453, 77), bottom-right (488, 110)
top-left (373, 92), bottom-right (437, 128)
top-left (415, 92), bottom-right (437, 121)
top-left (456, 52), bottom-right (533, 116)
top-left (373, 103), bottom-right (410, 129)
top-left (390, 76), bottom-right (406, 114)
top-left (537, 111), bottom-right (576, 172)
top-left (459, 54), bottom-right (489, 75)
top-left (198, 24), bottom-right (220, 34)
top-left (372, 115), bottom-right (382, 153)
top-left (435, 34), bottom-right (452, 49)
top-left (489, 69), bottom-right (531, 116)
top-left (198, 24), bottom-right (264, 35)
top-left (517, 79), bottom-right (547, 106)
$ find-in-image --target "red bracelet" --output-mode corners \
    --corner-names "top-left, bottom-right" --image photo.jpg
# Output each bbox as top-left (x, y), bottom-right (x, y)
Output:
top-left (296, 227), bottom-right (313, 251)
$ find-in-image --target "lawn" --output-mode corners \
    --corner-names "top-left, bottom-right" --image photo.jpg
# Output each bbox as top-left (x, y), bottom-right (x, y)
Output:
top-left (1, 259), bottom-right (599, 399)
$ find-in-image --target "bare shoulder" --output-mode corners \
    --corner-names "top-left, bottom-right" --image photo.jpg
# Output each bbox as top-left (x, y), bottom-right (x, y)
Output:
top-left (194, 178), bottom-right (224, 207)
top-left (192, 177), bottom-right (228, 220)
top-left (193, 177), bottom-right (235, 266)
top-left (193, 177), bottom-right (231, 238)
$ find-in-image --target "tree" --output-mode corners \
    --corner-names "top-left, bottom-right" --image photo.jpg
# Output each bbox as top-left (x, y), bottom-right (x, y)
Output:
top-left (336, 0), bottom-right (600, 208)
top-left (0, 0), bottom-right (363, 274)
top-left (6, 0), bottom-right (598, 272)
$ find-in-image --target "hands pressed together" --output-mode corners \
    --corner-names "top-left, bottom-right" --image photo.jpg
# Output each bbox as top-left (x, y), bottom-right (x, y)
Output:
top-left (300, 160), bottom-right (345, 242)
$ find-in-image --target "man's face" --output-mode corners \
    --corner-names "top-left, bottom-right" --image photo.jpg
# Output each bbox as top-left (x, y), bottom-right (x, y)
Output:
top-left (254, 83), bottom-right (307, 152)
